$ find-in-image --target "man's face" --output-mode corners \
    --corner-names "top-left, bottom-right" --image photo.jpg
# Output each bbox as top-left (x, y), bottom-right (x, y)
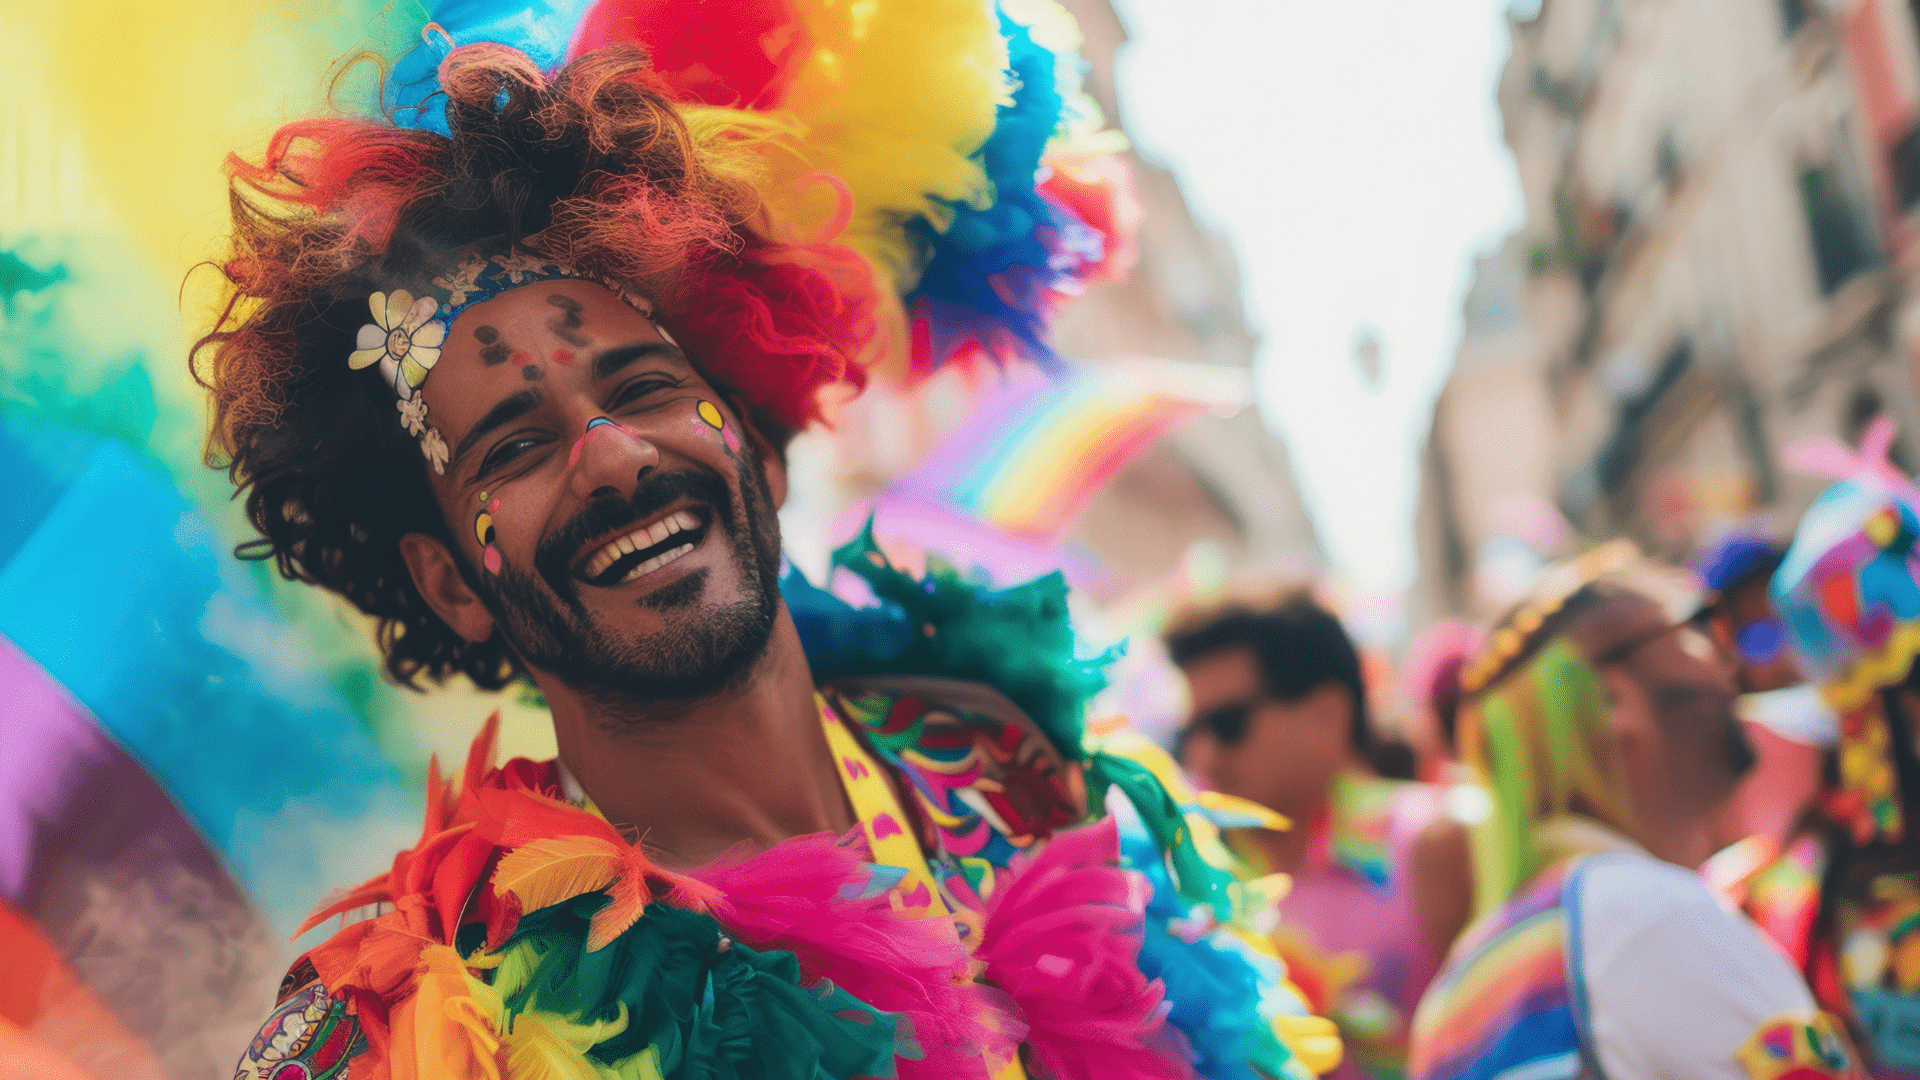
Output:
top-left (417, 279), bottom-right (783, 705)
top-left (1177, 647), bottom-right (1351, 813)
top-left (1606, 613), bottom-right (1757, 814)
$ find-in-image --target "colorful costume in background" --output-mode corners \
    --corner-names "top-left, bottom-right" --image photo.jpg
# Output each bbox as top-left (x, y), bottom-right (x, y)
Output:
top-left (1767, 420), bottom-right (1920, 1079)
top-left (223, 2), bottom-right (1341, 1078)
top-left (1409, 545), bottom-right (1861, 1080)
top-left (1230, 773), bottom-right (1446, 1080)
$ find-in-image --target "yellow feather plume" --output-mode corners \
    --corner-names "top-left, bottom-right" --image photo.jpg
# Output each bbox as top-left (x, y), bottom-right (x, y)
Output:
top-left (492, 835), bottom-right (624, 914)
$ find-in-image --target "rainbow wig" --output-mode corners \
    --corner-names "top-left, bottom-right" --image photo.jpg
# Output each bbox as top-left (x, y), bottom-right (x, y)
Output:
top-left (193, 3), bottom-right (1134, 691)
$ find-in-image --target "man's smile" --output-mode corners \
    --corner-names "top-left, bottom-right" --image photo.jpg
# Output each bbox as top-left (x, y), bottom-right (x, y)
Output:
top-left (576, 505), bottom-right (712, 587)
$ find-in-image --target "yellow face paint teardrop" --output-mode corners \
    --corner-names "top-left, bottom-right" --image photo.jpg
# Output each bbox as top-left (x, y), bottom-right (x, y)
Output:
top-left (697, 399), bottom-right (725, 431)
top-left (474, 511), bottom-right (495, 548)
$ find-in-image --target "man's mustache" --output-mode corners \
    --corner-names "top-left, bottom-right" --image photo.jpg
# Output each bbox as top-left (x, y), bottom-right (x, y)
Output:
top-left (532, 463), bottom-right (736, 605)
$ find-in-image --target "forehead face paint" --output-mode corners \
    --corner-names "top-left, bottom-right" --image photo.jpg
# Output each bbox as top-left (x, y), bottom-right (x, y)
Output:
top-left (474, 492), bottom-right (502, 575)
top-left (696, 399), bottom-right (740, 453)
top-left (568, 416), bottom-right (643, 468)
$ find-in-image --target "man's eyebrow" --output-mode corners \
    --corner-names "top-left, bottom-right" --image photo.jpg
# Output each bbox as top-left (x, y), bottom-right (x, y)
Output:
top-left (592, 341), bottom-right (688, 381)
top-left (454, 387), bottom-right (543, 464)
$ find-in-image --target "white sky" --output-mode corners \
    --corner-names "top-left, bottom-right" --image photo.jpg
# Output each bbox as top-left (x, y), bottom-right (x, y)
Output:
top-left (1112, 0), bottom-right (1525, 603)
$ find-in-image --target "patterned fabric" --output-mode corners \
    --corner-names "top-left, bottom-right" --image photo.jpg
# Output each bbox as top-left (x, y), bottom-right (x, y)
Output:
top-left (1736, 1012), bottom-right (1858, 1080)
top-left (1745, 834), bottom-right (1829, 971)
top-left (825, 677), bottom-right (1085, 912)
top-left (1837, 871), bottom-right (1920, 1074)
top-left (1407, 861), bottom-right (1582, 1080)
top-left (233, 980), bottom-right (366, 1080)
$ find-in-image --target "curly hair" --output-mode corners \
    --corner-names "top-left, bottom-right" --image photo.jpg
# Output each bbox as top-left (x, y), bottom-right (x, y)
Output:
top-left (192, 43), bottom-right (877, 690)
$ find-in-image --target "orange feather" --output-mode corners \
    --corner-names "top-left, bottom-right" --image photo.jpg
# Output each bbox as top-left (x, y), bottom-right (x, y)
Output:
top-left (492, 835), bottom-right (624, 916)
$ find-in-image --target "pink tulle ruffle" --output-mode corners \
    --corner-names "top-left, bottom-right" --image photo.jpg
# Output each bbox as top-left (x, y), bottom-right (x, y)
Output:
top-left (976, 819), bottom-right (1194, 1080)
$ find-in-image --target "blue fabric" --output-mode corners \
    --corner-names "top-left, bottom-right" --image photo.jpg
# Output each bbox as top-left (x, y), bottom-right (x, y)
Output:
top-left (386, 0), bottom-right (598, 133)
top-left (0, 416), bottom-right (415, 937)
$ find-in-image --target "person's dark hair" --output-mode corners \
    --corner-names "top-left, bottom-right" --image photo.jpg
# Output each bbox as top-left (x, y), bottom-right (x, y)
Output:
top-left (191, 44), bottom-right (874, 690)
top-left (1166, 592), bottom-right (1374, 753)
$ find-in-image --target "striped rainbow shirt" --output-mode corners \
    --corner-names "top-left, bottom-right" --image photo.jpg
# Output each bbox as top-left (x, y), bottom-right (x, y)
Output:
top-left (1408, 860), bottom-right (1590, 1080)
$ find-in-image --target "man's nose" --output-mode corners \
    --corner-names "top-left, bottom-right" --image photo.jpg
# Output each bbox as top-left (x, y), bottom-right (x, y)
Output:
top-left (568, 418), bottom-right (659, 501)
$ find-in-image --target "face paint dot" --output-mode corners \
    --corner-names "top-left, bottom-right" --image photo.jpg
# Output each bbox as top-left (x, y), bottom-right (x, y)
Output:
top-left (510, 349), bottom-right (533, 365)
top-left (552, 349), bottom-right (575, 365)
top-left (722, 425), bottom-right (740, 453)
top-left (483, 545), bottom-right (502, 575)
top-left (478, 490), bottom-right (489, 505)
top-left (696, 400), bottom-right (725, 431)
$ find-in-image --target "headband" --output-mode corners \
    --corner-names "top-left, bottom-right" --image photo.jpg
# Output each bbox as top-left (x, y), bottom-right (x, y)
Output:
top-left (344, 249), bottom-right (663, 474)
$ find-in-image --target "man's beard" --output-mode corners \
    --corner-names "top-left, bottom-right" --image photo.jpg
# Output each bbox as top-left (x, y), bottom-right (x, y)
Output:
top-left (471, 449), bottom-right (784, 710)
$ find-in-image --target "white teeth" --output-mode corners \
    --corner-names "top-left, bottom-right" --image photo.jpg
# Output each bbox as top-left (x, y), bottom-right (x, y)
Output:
top-left (617, 542), bottom-right (694, 584)
top-left (583, 510), bottom-right (704, 581)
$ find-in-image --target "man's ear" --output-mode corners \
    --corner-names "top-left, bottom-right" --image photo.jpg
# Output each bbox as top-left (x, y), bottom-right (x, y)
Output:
top-left (398, 532), bottom-right (497, 644)
top-left (1597, 663), bottom-right (1655, 759)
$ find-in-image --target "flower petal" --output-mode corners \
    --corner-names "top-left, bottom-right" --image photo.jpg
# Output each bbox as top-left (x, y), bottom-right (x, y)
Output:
top-left (385, 290), bottom-right (415, 330)
top-left (400, 356), bottom-right (430, 392)
top-left (402, 295), bottom-right (439, 333)
top-left (348, 347), bottom-right (386, 370)
top-left (411, 318), bottom-right (448, 349)
top-left (368, 292), bottom-right (389, 329)
top-left (410, 345), bottom-right (441, 372)
top-left (356, 323), bottom-right (386, 350)
top-left (381, 356), bottom-right (406, 398)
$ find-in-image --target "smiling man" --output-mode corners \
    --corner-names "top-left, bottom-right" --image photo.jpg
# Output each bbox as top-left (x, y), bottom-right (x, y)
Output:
top-left (195, 19), bottom-right (1336, 1080)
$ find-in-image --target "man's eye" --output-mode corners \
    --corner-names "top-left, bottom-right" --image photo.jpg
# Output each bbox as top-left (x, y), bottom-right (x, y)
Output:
top-left (612, 379), bottom-right (677, 410)
top-left (480, 436), bottom-right (543, 475)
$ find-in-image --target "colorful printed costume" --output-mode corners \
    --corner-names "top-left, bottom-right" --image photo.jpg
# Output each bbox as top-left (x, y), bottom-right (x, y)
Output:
top-left (1766, 420), bottom-right (1920, 1079)
top-left (241, 532), bottom-right (1338, 1080)
top-left (1408, 546), bottom-right (1861, 1080)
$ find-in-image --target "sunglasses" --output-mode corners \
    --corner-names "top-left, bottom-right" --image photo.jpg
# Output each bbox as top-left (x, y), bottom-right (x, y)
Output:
top-left (1733, 617), bottom-right (1787, 666)
top-left (1181, 699), bottom-right (1258, 749)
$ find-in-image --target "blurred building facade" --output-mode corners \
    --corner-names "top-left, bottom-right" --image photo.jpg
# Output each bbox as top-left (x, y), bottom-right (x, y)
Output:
top-left (1415, 0), bottom-right (1920, 623)
top-left (797, 0), bottom-right (1323, 600)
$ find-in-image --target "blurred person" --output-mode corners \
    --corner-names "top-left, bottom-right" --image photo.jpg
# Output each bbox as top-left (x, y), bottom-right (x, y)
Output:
top-left (1408, 542), bottom-right (1860, 1080)
top-left (1762, 434), bottom-right (1920, 1078)
top-left (191, 9), bottom-right (1340, 1080)
top-left (1171, 592), bottom-right (1465, 1080)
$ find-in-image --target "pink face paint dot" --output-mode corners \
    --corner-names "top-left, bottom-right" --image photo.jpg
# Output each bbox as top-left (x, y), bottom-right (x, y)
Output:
top-left (488, 498), bottom-right (500, 513)
top-left (722, 425), bottom-right (741, 453)
top-left (510, 349), bottom-right (532, 365)
top-left (552, 349), bottom-right (575, 365)
top-left (568, 433), bottom-right (590, 468)
top-left (483, 545), bottom-right (502, 575)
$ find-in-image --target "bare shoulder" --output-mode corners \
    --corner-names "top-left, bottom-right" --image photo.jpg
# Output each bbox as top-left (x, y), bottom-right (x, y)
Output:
top-left (1409, 813), bottom-right (1475, 955)
top-left (232, 960), bottom-right (369, 1080)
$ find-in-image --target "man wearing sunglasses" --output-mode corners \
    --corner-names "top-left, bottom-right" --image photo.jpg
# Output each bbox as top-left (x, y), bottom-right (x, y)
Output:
top-left (1169, 592), bottom-right (1459, 1080)
top-left (1408, 544), bottom-right (1857, 1080)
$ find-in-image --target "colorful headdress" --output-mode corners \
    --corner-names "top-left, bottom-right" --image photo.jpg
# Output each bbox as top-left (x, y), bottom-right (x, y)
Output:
top-left (382, 0), bottom-right (1137, 384)
top-left (1772, 417), bottom-right (1919, 844)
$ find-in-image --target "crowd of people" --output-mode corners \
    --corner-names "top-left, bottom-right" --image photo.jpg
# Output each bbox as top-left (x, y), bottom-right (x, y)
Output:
top-left (1163, 446), bottom-right (1920, 1079)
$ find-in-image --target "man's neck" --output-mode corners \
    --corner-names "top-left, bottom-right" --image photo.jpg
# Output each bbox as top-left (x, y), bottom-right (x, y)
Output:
top-left (539, 610), bottom-right (856, 866)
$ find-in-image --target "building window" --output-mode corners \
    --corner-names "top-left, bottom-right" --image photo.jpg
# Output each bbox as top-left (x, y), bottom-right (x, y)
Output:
top-left (1799, 165), bottom-right (1878, 294)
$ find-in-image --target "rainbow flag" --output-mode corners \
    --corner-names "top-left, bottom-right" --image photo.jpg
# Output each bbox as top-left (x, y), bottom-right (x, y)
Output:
top-left (895, 360), bottom-right (1248, 545)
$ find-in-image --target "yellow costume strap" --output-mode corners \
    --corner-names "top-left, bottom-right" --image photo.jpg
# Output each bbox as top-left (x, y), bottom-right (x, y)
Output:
top-left (817, 698), bottom-right (1028, 1080)
top-left (818, 696), bottom-right (950, 919)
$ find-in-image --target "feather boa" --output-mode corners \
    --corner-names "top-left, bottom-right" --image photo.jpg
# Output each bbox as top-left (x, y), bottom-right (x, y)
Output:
top-left (975, 819), bottom-right (1193, 1080)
